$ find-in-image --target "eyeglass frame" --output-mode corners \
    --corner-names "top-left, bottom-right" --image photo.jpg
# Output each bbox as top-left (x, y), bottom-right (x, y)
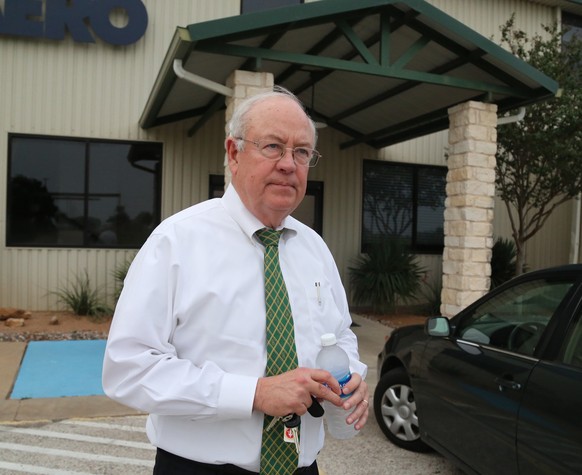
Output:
top-left (235, 137), bottom-right (321, 167)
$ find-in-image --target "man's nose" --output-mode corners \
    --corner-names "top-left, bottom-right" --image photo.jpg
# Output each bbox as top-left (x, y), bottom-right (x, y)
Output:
top-left (277, 148), bottom-right (297, 169)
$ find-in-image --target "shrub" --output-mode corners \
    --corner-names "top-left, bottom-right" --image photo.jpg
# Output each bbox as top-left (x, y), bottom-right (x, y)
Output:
top-left (349, 239), bottom-right (425, 314)
top-left (418, 275), bottom-right (442, 316)
top-left (491, 237), bottom-right (517, 289)
top-left (54, 270), bottom-right (111, 321)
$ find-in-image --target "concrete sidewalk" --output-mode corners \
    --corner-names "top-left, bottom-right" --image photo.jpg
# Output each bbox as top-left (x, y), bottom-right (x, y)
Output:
top-left (0, 314), bottom-right (392, 423)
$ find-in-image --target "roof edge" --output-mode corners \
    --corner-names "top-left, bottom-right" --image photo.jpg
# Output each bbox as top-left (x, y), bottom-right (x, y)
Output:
top-left (406, 0), bottom-right (559, 95)
top-left (185, 0), bottom-right (400, 41)
top-left (139, 27), bottom-right (192, 129)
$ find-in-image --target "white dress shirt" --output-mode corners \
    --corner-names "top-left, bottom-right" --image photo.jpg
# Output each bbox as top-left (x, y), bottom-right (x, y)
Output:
top-left (102, 184), bottom-right (367, 472)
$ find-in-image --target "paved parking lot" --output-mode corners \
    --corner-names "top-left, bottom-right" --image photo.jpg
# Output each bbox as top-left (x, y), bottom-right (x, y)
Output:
top-left (321, 314), bottom-right (464, 475)
top-left (0, 413), bottom-right (462, 474)
top-left (0, 416), bottom-right (153, 474)
top-left (0, 314), bottom-right (464, 474)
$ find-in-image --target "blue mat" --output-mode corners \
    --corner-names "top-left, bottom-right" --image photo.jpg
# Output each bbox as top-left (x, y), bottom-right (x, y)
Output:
top-left (10, 340), bottom-right (106, 399)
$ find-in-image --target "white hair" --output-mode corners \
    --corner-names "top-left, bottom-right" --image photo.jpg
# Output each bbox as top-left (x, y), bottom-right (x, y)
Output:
top-left (226, 85), bottom-right (318, 151)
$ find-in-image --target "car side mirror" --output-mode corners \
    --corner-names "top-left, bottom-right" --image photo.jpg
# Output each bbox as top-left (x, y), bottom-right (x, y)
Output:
top-left (425, 316), bottom-right (451, 337)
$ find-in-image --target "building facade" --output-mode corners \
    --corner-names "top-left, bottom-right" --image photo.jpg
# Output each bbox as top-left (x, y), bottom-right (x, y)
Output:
top-left (1, 0), bottom-right (580, 311)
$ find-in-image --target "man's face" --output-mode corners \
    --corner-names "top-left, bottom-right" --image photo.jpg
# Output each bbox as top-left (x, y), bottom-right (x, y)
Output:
top-left (227, 96), bottom-right (315, 228)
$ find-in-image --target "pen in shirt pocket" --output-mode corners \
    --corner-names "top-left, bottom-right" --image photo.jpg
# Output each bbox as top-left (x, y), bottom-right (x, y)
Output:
top-left (315, 282), bottom-right (321, 305)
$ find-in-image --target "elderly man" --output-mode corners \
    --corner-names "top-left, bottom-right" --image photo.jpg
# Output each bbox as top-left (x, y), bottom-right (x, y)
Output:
top-left (103, 86), bottom-right (369, 475)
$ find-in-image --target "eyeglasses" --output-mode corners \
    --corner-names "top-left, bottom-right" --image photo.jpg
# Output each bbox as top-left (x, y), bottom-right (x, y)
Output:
top-left (236, 138), bottom-right (321, 167)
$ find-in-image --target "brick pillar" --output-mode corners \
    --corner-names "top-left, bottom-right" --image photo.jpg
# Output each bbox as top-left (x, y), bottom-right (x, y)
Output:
top-left (223, 70), bottom-right (274, 187)
top-left (441, 101), bottom-right (498, 318)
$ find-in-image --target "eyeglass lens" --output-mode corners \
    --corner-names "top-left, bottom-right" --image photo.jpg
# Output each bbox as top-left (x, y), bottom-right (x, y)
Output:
top-left (258, 140), bottom-right (318, 166)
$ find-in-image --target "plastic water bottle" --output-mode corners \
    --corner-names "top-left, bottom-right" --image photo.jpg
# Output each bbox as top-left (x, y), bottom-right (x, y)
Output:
top-left (315, 333), bottom-right (359, 439)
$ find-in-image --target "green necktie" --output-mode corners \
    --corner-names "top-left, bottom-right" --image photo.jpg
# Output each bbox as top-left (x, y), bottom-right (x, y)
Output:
top-left (257, 228), bottom-right (299, 475)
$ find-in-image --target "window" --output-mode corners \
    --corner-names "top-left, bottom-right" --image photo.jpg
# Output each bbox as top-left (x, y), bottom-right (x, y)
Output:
top-left (241, 0), bottom-right (302, 14)
top-left (362, 160), bottom-right (446, 253)
top-left (209, 175), bottom-right (324, 235)
top-left (7, 134), bottom-right (162, 248)
top-left (209, 174), bottom-right (226, 199)
top-left (456, 278), bottom-right (574, 356)
top-left (562, 12), bottom-right (582, 44)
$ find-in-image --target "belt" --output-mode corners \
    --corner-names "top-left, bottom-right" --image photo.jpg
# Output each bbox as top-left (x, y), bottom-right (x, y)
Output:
top-left (154, 448), bottom-right (318, 475)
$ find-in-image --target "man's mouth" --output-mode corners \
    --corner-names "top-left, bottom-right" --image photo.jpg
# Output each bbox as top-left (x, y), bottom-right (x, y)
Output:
top-left (270, 182), bottom-right (295, 189)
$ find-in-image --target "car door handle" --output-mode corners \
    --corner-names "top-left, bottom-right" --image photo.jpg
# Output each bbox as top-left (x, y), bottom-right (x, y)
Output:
top-left (495, 377), bottom-right (522, 392)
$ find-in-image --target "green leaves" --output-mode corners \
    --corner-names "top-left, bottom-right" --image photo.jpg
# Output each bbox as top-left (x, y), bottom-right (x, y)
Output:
top-left (54, 270), bottom-right (111, 321)
top-left (496, 14), bottom-right (582, 273)
top-left (490, 237), bottom-right (517, 289)
top-left (349, 240), bottom-right (424, 314)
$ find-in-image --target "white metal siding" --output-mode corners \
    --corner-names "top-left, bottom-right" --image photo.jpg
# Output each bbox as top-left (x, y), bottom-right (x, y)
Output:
top-left (429, 0), bottom-right (558, 40)
top-left (0, 1), bottom-right (239, 309)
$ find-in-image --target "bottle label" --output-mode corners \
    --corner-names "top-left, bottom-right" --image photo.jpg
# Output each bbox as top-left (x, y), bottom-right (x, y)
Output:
top-left (338, 372), bottom-right (352, 399)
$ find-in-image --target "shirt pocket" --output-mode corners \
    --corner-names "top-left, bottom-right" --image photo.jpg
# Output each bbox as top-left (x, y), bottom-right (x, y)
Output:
top-left (304, 279), bottom-right (344, 350)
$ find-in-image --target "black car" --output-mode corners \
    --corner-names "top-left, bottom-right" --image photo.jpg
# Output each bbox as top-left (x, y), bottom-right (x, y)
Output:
top-left (375, 264), bottom-right (582, 475)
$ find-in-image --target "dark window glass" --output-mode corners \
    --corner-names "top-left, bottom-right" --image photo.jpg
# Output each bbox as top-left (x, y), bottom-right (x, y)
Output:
top-left (7, 135), bottom-right (162, 248)
top-left (417, 167), bottom-right (446, 247)
top-left (241, 0), bottom-right (302, 14)
top-left (209, 174), bottom-right (226, 199)
top-left (456, 278), bottom-right (573, 356)
top-left (362, 160), bottom-right (446, 253)
top-left (562, 12), bottom-right (582, 44)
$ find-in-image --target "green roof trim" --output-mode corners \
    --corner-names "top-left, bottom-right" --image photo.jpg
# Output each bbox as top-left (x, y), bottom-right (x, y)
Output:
top-left (405, 0), bottom-right (558, 93)
top-left (197, 41), bottom-right (535, 97)
top-left (141, 0), bottom-right (560, 148)
top-left (181, 0), bottom-right (556, 95)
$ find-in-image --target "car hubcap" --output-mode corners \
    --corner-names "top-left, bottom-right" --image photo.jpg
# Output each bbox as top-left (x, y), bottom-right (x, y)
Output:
top-left (381, 383), bottom-right (420, 442)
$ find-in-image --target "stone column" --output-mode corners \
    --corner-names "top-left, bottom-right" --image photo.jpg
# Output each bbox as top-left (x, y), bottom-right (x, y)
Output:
top-left (223, 70), bottom-right (274, 187)
top-left (441, 101), bottom-right (498, 318)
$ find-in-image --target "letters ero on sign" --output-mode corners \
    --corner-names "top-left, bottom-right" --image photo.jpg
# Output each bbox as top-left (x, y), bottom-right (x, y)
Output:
top-left (0, 0), bottom-right (148, 46)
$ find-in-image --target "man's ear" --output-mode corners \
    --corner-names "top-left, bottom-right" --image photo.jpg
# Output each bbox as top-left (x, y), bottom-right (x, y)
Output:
top-left (225, 137), bottom-right (239, 176)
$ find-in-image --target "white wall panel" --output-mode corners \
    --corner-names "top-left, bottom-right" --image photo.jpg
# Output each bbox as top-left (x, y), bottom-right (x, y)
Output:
top-left (378, 131), bottom-right (449, 166)
top-left (0, 1), bottom-right (237, 309)
top-left (429, 0), bottom-right (558, 40)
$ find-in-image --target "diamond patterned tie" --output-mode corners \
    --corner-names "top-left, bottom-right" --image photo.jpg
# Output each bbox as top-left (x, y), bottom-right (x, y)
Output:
top-left (257, 228), bottom-right (299, 475)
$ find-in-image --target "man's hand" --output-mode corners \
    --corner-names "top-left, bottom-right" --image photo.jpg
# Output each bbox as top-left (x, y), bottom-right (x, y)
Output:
top-left (336, 372), bottom-right (369, 431)
top-left (253, 367), bottom-right (341, 417)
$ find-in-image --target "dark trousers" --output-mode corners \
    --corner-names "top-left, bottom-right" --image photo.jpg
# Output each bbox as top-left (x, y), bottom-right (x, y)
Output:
top-left (154, 448), bottom-right (319, 475)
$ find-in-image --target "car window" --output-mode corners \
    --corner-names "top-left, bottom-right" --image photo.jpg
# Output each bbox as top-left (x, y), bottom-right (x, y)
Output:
top-left (456, 279), bottom-right (574, 356)
top-left (562, 314), bottom-right (582, 368)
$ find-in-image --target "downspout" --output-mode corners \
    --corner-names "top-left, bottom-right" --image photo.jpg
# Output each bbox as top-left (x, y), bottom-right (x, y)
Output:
top-left (173, 59), bottom-right (233, 97)
top-left (497, 107), bottom-right (525, 125)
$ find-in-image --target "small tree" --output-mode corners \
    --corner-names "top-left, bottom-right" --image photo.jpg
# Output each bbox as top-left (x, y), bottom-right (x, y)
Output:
top-left (496, 15), bottom-right (582, 274)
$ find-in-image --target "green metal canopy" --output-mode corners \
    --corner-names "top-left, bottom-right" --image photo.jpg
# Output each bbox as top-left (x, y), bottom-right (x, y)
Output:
top-left (140, 0), bottom-right (560, 149)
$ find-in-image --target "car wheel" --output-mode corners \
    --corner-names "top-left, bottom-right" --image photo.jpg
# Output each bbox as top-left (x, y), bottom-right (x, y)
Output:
top-left (373, 366), bottom-right (430, 452)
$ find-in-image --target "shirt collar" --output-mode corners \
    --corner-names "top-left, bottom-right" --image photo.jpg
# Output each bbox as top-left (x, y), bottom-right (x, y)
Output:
top-left (221, 184), bottom-right (299, 242)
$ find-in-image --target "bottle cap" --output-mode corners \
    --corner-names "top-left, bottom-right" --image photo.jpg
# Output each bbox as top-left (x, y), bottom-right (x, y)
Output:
top-left (320, 333), bottom-right (337, 346)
